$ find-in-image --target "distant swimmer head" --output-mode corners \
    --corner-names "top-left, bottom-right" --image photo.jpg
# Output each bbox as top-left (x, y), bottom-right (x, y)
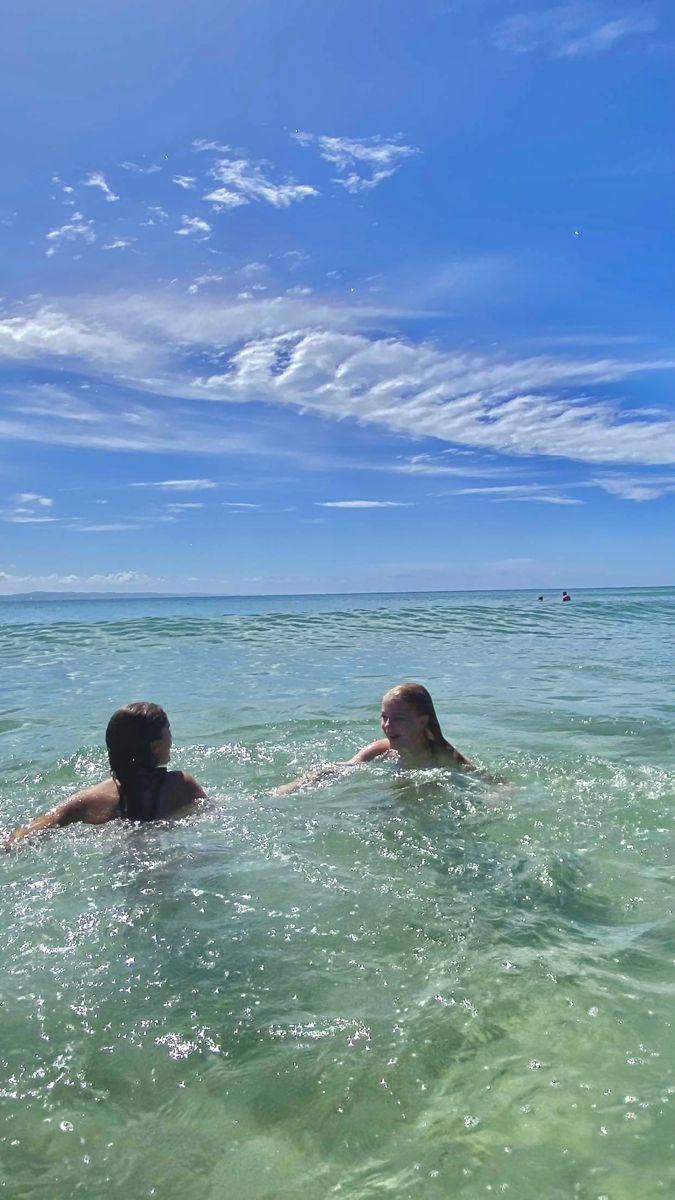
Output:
top-left (381, 683), bottom-right (449, 756)
top-left (106, 702), bottom-right (172, 821)
top-left (562, 591), bottom-right (571, 601)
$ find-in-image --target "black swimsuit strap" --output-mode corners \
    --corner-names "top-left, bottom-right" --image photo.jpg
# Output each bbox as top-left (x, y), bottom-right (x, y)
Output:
top-left (148, 766), bottom-right (168, 812)
top-left (117, 766), bottom-right (168, 820)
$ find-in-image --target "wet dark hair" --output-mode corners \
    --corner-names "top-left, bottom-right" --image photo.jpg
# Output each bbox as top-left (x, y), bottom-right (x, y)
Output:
top-left (383, 683), bottom-right (452, 756)
top-left (105, 702), bottom-right (169, 822)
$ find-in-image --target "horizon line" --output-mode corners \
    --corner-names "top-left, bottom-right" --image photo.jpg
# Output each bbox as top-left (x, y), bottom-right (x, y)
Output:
top-left (1, 583), bottom-right (674, 602)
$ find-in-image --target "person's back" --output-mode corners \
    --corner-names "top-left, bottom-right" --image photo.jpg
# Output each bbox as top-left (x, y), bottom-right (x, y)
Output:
top-left (6, 702), bottom-right (207, 849)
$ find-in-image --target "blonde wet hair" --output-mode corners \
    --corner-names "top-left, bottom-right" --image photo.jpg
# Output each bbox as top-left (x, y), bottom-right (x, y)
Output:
top-left (383, 683), bottom-right (451, 755)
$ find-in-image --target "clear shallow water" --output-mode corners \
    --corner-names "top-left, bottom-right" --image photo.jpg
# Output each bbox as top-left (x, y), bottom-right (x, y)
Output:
top-left (1, 588), bottom-right (674, 1199)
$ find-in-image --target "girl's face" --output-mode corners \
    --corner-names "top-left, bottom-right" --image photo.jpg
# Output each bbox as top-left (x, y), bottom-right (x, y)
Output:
top-left (381, 696), bottom-right (428, 753)
top-left (150, 721), bottom-right (172, 766)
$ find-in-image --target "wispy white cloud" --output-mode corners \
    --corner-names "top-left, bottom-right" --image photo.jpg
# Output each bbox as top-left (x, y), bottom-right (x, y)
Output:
top-left (103, 237), bottom-right (136, 251)
top-left (187, 273), bottom-right (224, 294)
top-left (441, 483), bottom-right (582, 504)
top-left (283, 250), bottom-right (309, 269)
top-left (173, 175), bottom-right (196, 189)
top-left (131, 479), bottom-right (218, 490)
top-left (15, 492), bottom-right (53, 507)
top-left (193, 139), bottom-right (231, 154)
top-left (4, 514), bottom-right (57, 524)
top-left (3, 296), bottom-right (675, 467)
top-left (51, 176), bottom-right (77, 206)
top-left (141, 206), bottom-right (169, 226)
top-left (0, 396), bottom-right (262, 458)
top-left (121, 161), bottom-right (162, 174)
top-left (390, 454), bottom-right (510, 478)
top-left (293, 132), bottom-right (419, 192)
top-left (494, 495), bottom-right (583, 505)
top-left (187, 326), bottom-right (675, 465)
top-left (0, 570), bottom-right (150, 593)
top-left (241, 261), bottom-right (267, 276)
top-left (0, 308), bottom-right (151, 368)
top-left (2, 491), bottom-right (56, 524)
top-left (165, 502), bottom-right (205, 511)
top-left (589, 473), bottom-right (675, 500)
top-left (68, 522), bottom-right (141, 532)
top-left (200, 145), bottom-right (319, 210)
top-left (45, 212), bottom-right (96, 256)
top-left (495, 4), bottom-right (658, 57)
top-left (316, 499), bottom-right (414, 508)
top-left (175, 214), bottom-right (212, 238)
top-left (82, 171), bottom-right (119, 201)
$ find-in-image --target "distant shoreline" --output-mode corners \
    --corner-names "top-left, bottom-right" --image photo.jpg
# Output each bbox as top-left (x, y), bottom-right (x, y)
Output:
top-left (0, 585), bottom-right (673, 603)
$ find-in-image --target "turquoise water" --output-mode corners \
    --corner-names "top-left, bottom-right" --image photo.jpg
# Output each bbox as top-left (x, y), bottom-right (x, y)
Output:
top-left (1, 588), bottom-right (674, 1198)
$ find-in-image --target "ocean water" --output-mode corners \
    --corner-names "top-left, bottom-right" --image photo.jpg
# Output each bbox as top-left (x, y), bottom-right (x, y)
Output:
top-left (1, 587), bottom-right (674, 1199)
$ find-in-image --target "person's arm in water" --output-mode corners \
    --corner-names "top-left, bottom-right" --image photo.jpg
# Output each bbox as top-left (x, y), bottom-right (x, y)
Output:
top-left (272, 739), bottom-right (394, 796)
top-left (6, 773), bottom-right (209, 849)
top-left (275, 736), bottom-right (491, 794)
top-left (4, 784), bottom-right (118, 850)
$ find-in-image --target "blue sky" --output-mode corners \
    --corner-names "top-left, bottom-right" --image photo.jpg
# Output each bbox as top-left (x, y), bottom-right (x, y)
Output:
top-left (1, 0), bottom-right (674, 594)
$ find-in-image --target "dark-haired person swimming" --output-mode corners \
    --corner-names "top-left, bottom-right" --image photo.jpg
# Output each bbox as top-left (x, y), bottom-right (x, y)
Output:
top-left (275, 682), bottom-right (478, 795)
top-left (6, 702), bottom-right (207, 848)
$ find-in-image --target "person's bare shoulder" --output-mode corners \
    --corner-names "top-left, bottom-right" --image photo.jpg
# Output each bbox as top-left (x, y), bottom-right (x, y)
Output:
top-left (65, 779), bottom-right (120, 824)
top-left (166, 770), bottom-right (209, 805)
top-left (348, 738), bottom-right (392, 764)
top-left (73, 779), bottom-right (119, 803)
top-left (5, 779), bottom-right (119, 847)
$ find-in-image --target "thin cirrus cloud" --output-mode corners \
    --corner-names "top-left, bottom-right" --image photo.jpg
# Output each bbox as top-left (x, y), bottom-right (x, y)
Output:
top-left (141, 206), bottom-right (169, 226)
top-left (120, 161), bottom-right (162, 174)
top-left (45, 213), bottom-right (95, 256)
top-left (175, 214), bottom-right (211, 238)
top-left (590, 474), bottom-right (675, 500)
top-left (82, 171), bottom-right (119, 201)
top-left (183, 322), bottom-right (675, 466)
top-left (15, 492), bottom-right (53, 508)
top-left (293, 132), bottom-right (419, 192)
top-left (392, 454), bottom-right (512, 478)
top-left (316, 500), bottom-right (414, 508)
top-left (2, 492), bottom-right (56, 523)
top-left (3, 514), bottom-right (57, 524)
top-left (131, 479), bottom-right (218, 490)
top-left (41, 134), bottom-right (408, 266)
top-left (494, 495), bottom-right (582, 505)
top-left (441, 483), bottom-right (583, 504)
top-left (103, 237), bottom-right (135, 251)
top-left (495, 4), bottom-right (659, 57)
top-left (2, 298), bottom-right (675, 470)
top-left (0, 570), bottom-right (149, 590)
top-left (195, 140), bottom-right (319, 209)
top-left (68, 522), bottom-right (142, 532)
top-left (187, 273), bottom-right (224, 294)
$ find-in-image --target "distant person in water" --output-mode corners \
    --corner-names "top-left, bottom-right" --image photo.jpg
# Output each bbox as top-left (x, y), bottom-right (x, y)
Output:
top-left (6, 702), bottom-right (207, 848)
top-left (562, 591), bottom-right (571, 602)
top-left (275, 683), bottom-right (476, 795)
